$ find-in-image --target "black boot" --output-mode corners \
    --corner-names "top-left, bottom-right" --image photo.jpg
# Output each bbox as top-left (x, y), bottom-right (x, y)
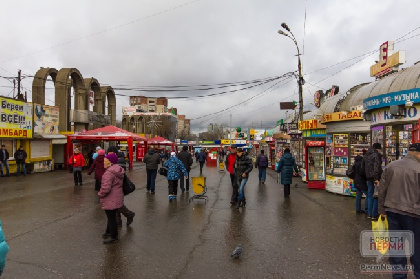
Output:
top-left (236, 200), bottom-right (242, 209)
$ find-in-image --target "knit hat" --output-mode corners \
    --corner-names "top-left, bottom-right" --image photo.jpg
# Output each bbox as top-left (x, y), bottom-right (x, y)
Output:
top-left (105, 153), bottom-right (118, 164)
top-left (171, 152), bottom-right (176, 157)
top-left (96, 146), bottom-right (101, 151)
top-left (98, 149), bottom-right (105, 156)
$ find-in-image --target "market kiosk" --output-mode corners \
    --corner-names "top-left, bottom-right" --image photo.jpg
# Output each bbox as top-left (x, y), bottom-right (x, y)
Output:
top-left (321, 110), bottom-right (370, 196)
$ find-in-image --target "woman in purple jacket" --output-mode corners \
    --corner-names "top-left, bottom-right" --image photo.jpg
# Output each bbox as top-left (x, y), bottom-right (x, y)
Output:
top-left (98, 153), bottom-right (125, 244)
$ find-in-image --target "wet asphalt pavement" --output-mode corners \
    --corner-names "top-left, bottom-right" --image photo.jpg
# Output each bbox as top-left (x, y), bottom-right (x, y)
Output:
top-left (0, 161), bottom-right (400, 278)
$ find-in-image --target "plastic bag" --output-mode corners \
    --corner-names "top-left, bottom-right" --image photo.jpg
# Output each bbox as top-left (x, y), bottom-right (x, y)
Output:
top-left (371, 216), bottom-right (389, 255)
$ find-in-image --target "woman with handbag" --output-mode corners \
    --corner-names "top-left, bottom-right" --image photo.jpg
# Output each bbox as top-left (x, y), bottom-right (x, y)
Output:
top-left (349, 155), bottom-right (368, 214)
top-left (97, 153), bottom-right (125, 244)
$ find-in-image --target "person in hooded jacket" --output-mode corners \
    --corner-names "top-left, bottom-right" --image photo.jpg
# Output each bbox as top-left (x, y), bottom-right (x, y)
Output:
top-left (350, 155), bottom-right (368, 214)
top-left (362, 143), bottom-right (383, 219)
top-left (276, 148), bottom-right (299, 198)
top-left (68, 148), bottom-right (85, 185)
top-left (88, 149), bottom-right (106, 191)
top-left (143, 146), bottom-right (161, 194)
top-left (164, 152), bottom-right (188, 201)
top-left (14, 145), bottom-right (27, 176)
top-left (0, 219), bottom-right (9, 276)
top-left (234, 148), bottom-right (253, 209)
top-left (177, 146), bottom-right (193, 192)
top-left (107, 147), bottom-right (135, 227)
top-left (98, 153), bottom-right (125, 244)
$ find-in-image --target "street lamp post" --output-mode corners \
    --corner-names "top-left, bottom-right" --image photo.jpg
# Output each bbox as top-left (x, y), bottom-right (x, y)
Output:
top-left (278, 22), bottom-right (304, 122)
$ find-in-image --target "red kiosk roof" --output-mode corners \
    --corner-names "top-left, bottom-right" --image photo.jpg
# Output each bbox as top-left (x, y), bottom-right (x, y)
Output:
top-left (148, 136), bottom-right (173, 144)
top-left (68, 125), bottom-right (147, 142)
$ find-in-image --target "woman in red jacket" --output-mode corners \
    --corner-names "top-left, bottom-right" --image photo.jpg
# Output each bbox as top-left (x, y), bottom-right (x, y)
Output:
top-left (98, 153), bottom-right (125, 244)
top-left (88, 149), bottom-right (106, 191)
top-left (68, 148), bottom-right (85, 186)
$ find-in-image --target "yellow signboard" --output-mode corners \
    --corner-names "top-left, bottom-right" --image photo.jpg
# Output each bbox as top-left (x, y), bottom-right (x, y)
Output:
top-left (0, 97), bottom-right (32, 138)
top-left (250, 129), bottom-right (255, 135)
top-left (321, 110), bottom-right (362, 123)
top-left (222, 139), bottom-right (231, 144)
top-left (298, 119), bottom-right (326, 130)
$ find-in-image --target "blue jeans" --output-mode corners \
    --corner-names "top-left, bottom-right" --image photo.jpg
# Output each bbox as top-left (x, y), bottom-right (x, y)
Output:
top-left (16, 162), bottom-right (26, 175)
top-left (386, 211), bottom-right (420, 279)
top-left (179, 171), bottom-right (190, 191)
top-left (0, 161), bottom-right (9, 176)
top-left (258, 168), bottom-right (266, 182)
top-left (355, 189), bottom-right (368, 212)
top-left (367, 181), bottom-right (375, 216)
top-left (237, 178), bottom-right (248, 200)
top-left (146, 169), bottom-right (157, 192)
top-left (372, 198), bottom-right (378, 218)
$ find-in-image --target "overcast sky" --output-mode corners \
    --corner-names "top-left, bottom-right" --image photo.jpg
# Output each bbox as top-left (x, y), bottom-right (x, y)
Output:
top-left (1, 0), bottom-right (419, 134)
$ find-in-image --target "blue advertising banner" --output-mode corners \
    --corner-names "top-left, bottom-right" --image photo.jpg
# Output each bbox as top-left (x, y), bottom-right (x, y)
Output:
top-left (363, 88), bottom-right (420, 110)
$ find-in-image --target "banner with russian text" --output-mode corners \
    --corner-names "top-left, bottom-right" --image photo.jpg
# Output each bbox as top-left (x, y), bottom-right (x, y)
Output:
top-left (0, 97), bottom-right (33, 138)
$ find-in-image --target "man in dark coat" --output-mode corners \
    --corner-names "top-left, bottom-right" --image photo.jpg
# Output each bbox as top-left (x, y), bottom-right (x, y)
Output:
top-left (234, 147), bottom-right (253, 209)
top-left (143, 146), bottom-right (161, 194)
top-left (362, 143), bottom-right (383, 219)
top-left (255, 150), bottom-right (268, 184)
top-left (14, 146), bottom-right (27, 176)
top-left (350, 155), bottom-right (368, 213)
top-left (276, 148), bottom-right (299, 198)
top-left (0, 145), bottom-right (10, 177)
top-left (177, 146), bottom-right (193, 192)
top-left (198, 149), bottom-right (207, 174)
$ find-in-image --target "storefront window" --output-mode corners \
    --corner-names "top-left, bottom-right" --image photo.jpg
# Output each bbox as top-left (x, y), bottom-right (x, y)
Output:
top-left (399, 124), bottom-right (412, 158)
top-left (0, 140), bottom-right (15, 159)
top-left (350, 133), bottom-right (370, 165)
top-left (371, 126), bottom-right (383, 145)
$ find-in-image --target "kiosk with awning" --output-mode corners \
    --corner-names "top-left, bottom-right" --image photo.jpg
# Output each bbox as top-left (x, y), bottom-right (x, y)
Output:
top-left (66, 126), bottom-right (147, 170)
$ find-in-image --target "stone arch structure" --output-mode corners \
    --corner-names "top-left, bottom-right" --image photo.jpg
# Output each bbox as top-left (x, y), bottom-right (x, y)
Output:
top-left (32, 68), bottom-right (58, 105)
top-left (100, 86), bottom-right (116, 126)
top-left (55, 68), bottom-right (87, 132)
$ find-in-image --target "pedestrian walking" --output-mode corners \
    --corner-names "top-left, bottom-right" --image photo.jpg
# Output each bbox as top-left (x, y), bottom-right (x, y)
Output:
top-left (255, 150), bottom-right (269, 184)
top-left (14, 145), bottom-right (27, 176)
top-left (117, 149), bottom-right (127, 170)
top-left (106, 146), bottom-right (135, 227)
top-left (143, 146), bottom-right (160, 194)
top-left (0, 219), bottom-right (9, 277)
top-left (349, 155), bottom-right (368, 214)
top-left (225, 144), bottom-right (238, 205)
top-left (378, 143), bottom-right (420, 279)
top-left (0, 144), bottom-right (10, 177)
top-left (177, 146), bottom-right (193, 193)
top-left (68, 148), bottom-right (85, 185)
top-left (276, 148), bottom-right (299, 198)
top-left (362, 142), bottom-right (382, 219)
top-left (87, 149), bottom-right (106, 191)
top-left (160, 150), bottom-right (166, 166)
top-left (195, 151), bottom-right (199, 163)
top-left (234, 147), bottom-right (253, 209)
top-left (164, 152), bottom-right (188, 201)
top-left (198, 149), bottom-right (207, 174)
top-left (98, 153), bottom-right (125, 244)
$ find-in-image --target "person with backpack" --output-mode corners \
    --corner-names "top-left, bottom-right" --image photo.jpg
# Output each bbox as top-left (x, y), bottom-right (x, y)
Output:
top-left (164, 152), bottom-right (188, 201)
top-left (348, 155), bottom-right (368, 214)
top-left (14, 145), bottom-right (27, 176)
top-left (361, 143), bottom-right (383, 219)
top-left (255, 150), bottom-right (268, 184)
top-left (276, 148), bottom-right (299, 198)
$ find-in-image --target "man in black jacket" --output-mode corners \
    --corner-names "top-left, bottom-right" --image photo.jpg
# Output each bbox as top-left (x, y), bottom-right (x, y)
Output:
top-left (143, 146), bottom-right (161, 194)
top-left (0, 145), bottom-right (10, 177)
top-left (234, 148), bottom-right (253, 209)
top-left (14, 146), bottom-right (27, 176)
top-left (362, 143), bottom-right (383, 219)
top-left (177, 146), bottom-right (193, 192)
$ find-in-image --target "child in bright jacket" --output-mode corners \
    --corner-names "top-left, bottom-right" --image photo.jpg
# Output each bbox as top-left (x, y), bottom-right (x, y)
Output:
top-left (0, 220), bottom-right (9, 276)
top-left (164, 152), bottom-right (188, 200)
